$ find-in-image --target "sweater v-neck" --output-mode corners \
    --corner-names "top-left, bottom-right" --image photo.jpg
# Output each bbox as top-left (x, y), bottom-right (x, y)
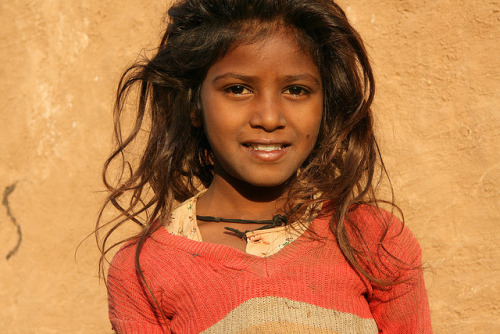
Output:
top-left (154, 218), bottom-right (326, 277)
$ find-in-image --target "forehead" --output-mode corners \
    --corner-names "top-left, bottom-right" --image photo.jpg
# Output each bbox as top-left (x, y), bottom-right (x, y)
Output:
top-left (212, 25), bottom-right (318, 70)
top-left (206, 30), bottom-right (320, 81)
top-left (222, 21), bottom-right (317, 62)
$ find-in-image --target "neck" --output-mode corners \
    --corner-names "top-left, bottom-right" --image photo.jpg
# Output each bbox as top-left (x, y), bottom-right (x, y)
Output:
top-left (196, 173), bottom-right (291, 221)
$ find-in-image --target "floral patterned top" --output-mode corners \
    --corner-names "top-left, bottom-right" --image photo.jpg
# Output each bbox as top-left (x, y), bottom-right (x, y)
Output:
top-left (165, 191), bottom-right (319, 257)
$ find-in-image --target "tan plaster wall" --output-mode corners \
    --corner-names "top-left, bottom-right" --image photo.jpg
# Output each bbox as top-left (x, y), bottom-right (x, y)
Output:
top-left (0, 1), bottom-right (498, 332)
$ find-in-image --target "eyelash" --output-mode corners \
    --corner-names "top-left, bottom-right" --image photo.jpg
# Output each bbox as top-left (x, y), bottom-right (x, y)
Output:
top-left (284, 86), bottom-right (310, 96)
top-left (224, 85), bottom-right (251, 95)
top-left (223, 85), bottom-right (311, 97)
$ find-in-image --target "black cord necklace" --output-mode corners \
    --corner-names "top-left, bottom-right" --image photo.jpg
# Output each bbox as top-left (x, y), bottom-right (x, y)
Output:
top-left (196, 204), bottom-right (301, 239)
top-left (196, 214), bottom-right (287, 239)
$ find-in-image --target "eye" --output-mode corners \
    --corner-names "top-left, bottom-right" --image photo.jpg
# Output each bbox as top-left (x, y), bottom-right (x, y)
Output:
top-left (284, 86), bottom-right (310, 97)
top-left (224, 85), bottom-right (252, 95)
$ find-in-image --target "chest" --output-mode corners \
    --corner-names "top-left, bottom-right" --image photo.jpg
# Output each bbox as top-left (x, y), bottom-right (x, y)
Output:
top-left (149, 237), bottom-right (375, 333)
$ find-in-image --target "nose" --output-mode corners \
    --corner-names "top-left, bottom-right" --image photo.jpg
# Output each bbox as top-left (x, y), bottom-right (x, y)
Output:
top-left (249, 94), bottom-right (286, 131)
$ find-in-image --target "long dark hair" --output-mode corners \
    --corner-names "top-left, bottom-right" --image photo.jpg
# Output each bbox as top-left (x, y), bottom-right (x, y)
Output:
top-left (97, 0), bottom-right (412, 295)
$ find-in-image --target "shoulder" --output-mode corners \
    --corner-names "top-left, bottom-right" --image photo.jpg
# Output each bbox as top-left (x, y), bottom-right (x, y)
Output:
top-left (108, 240), bottom-right (137, 280)
top-left (348, 204), bottom-right (418, 249)
top-left (349, 204), bottom-right (401, 230)
top-left (108, 228), bottom-right (173, 278)
top-left (320, 203), bottom-right (415, 243)
top-left (346, 204), bottom-right (423, 282)
top-left (314, 203), bottom-right (422, 264)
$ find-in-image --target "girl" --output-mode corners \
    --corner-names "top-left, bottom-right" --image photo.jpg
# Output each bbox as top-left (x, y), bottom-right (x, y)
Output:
top-left (98, 0), bottom-right (432, 332)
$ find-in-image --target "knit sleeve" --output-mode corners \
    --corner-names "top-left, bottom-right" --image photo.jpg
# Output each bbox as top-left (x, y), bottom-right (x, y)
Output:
top-left (107, 243), bottom-right (170, 334)
top-left (358, 209), bottom-right (433, 333)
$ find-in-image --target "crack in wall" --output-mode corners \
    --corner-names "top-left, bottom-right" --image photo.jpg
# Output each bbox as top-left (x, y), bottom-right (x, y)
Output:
top-left (3, 182), bottom-right (22, 260)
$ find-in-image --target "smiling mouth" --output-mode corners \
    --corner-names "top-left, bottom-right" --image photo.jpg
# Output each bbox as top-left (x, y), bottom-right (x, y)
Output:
top-left (244, 144), bottom-right (288, 151)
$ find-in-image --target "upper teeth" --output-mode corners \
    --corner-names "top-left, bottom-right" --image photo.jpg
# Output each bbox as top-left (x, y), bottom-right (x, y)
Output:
top-left (249, 144), bottom-right (283, 151)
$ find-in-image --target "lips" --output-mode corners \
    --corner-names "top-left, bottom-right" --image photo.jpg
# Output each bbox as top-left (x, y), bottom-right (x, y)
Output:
top-left (245, 143), bottom-right (285, 151)
top-left (241, 142), bottom-right (290, 162)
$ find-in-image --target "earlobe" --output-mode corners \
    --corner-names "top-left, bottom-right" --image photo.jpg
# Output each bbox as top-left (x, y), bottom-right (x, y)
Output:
top-left (190, 109), bottom-right (202, 127)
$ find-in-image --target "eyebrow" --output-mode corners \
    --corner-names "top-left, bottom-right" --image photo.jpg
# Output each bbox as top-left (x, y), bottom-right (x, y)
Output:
top-left (283, 74), bottom-right (321, 86)
top-left (211, 72), bottom-right (321, 86)
top-left (212, 73), bottom-right (257, 84)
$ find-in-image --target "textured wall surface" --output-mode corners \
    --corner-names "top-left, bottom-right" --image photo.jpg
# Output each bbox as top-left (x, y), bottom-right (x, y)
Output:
top-left (0, 0), bottom-right (498, 333)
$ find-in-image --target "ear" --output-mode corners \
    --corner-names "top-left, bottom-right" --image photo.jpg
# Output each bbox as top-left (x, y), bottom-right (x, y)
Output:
top-left (190, 109), bottom-right (202, 127)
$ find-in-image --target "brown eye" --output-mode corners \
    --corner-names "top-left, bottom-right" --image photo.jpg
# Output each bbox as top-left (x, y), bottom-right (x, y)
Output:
top-left (225, 85), bottom-right (251, 95)
top-left (284, 86), bottom-right (309, 96)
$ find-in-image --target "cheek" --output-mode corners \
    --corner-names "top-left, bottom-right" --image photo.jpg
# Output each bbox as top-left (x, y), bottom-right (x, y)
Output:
top-left (302, 113), bottom-right (322, 154)
top-left (200, 91), bottom-right (237, 131)
top-left (200, 100), bottom-right (223, 139)
top-left (203, 113), bottom-right (237, 141)
top-left (305, 110), bottom-right (323, 141)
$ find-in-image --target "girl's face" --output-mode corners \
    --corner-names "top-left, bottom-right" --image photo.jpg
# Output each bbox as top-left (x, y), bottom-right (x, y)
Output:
top-left (199, 29), bottom-right (323, 189)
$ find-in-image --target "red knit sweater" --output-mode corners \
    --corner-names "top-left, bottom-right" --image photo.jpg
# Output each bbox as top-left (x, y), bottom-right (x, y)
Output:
top-left (107, 206), bottom-right (432, 333)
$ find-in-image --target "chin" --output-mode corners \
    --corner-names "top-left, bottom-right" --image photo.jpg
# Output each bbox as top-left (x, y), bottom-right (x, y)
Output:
top-left (220, 166), bottom-right (297, 190)
top-left (243, 175), bottom-right (294, 189)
